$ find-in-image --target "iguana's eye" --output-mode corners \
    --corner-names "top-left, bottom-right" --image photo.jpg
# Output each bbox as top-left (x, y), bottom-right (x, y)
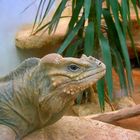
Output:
top-left (67, 64), bottom-right (80, 72)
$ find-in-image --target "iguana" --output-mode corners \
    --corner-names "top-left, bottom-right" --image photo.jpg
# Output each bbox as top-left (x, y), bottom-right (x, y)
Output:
top-left (0, 53), bottom-right (106, 140)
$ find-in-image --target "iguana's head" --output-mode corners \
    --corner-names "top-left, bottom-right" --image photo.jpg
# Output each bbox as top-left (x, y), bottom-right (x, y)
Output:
top-left (38, 53), bottom-right (106, 96)
top-left (28, 53), bottom-right (106, 125)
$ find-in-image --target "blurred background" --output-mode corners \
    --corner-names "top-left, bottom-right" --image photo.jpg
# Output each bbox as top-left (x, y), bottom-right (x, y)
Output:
top-left (0, 0), bottom-right (60, 75)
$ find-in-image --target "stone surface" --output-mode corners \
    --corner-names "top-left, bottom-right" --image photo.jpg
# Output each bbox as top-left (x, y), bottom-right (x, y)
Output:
top-left (86, 104), bottom-right (140, 124)
top-left (23, 116), bottom-right (140, 140)
top-left (15, 18), bottom-right (70, 49)
top-left (72, 102), bottom-right (112, 116)
top-left (113, 96), bottom-right (136, 110)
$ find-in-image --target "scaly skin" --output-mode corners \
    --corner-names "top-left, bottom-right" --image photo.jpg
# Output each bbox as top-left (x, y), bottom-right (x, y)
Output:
top-left (0, 53), bottom-right (106, 140)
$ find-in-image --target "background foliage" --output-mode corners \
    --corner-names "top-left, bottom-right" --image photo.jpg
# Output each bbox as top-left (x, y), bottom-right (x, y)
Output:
top-left (32, 0), bottom-right (140, 109)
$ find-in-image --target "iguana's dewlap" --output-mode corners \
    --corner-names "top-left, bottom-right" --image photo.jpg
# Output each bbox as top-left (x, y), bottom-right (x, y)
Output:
top-left (0, 53), bottom-right (106, 139)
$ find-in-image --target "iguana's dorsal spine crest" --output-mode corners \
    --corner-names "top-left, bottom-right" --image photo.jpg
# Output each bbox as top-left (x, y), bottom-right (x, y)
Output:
top-left (0, 58), bottom-right (40, 82)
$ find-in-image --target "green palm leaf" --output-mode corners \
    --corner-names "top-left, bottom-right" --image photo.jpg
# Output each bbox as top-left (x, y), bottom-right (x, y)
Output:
top-left (84, 0), bottom-right (91, 19)
top-left (84, 22), bottom-right (94, 55)
top-left (112, 47), bottom-right (128, 94)
top-left (48, 0), bottom-right (67, 33)
top-left (99, 33), bottom-right (113, 100)
top-left (33, 0), bottom-right (139, 108)
top-left (68, 0), bottom-right (84, 32)
top-left (110, 0), bottom-right (133, 92)
top-left (97, 78), bottom-right (105, 111)
top-left (65, 39), bottom-right (82, 57)
top-left (58, 15), bottom-right (84, 54)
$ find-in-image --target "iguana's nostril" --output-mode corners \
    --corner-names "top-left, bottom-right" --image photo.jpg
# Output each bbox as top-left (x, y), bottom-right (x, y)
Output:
top-left (95, 59), bottom-right (103, 67)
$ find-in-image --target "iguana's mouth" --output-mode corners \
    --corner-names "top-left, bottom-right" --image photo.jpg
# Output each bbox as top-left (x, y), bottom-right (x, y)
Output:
top-left (53, 68), bottom-right (106, 95)
top-left (77, 69), bottom-right (106, 83)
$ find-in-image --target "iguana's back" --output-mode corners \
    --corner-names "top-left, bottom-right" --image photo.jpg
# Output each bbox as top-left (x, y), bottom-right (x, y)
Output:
top-left (0, 58), bottom-right (40, 82)
top-left (0, 58), bottom-right (40, 138)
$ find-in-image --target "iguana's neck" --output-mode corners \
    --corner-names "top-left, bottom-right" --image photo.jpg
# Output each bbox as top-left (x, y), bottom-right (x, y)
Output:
top-left (20, 67), bottom-right (76, 126)
top-left (38, 89), bottom-right (75, 126)
top-left (12, 67), bottom-right (39, 104)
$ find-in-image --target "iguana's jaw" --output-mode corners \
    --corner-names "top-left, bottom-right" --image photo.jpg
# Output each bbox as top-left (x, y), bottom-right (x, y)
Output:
top-left (50, 66), bottom-right (105, 96)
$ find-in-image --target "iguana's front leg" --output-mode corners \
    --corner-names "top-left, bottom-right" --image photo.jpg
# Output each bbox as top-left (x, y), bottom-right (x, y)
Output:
top-left (0, 124), bottom-right (16, 140)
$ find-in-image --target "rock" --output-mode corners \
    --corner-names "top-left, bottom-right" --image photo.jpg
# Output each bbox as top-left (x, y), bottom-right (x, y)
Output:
top-left (72, 102), bottom-right (112, 116)
top-left (85, 104), bottom-right (140, 131)
top-left (15, 18), bottom-right (70, 49)
top-left (23, 116), bottom-right (140, 140)
top-left (86, 104), bottom-right (140, 123)
top-left (113, 96), bottom-right (136, 110)
top-left (72, 103), bottom-right (101, 116)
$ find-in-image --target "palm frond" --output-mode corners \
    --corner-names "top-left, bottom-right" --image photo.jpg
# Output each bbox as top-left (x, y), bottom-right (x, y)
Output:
top-left (33, 0), bottom-right (140, 107)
